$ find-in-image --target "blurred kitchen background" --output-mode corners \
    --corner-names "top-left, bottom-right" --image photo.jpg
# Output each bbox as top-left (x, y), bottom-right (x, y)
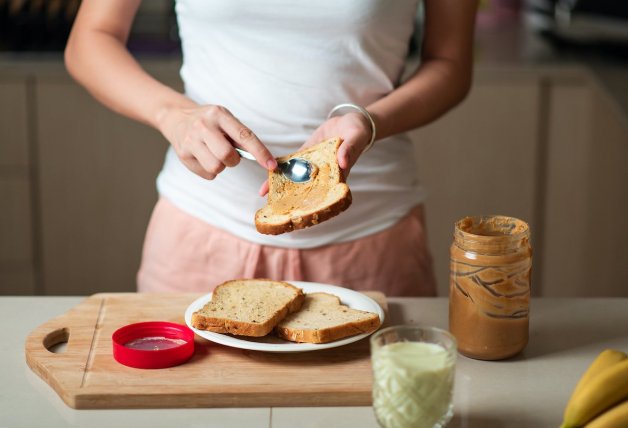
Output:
top-left (1, 0), bottom-right (627, 297)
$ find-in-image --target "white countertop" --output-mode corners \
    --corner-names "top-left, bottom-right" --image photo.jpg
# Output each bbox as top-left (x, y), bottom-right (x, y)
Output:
top-left (2, 296), bottom-right (628, 428)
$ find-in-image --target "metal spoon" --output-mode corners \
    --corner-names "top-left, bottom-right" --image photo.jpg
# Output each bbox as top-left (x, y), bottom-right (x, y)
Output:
top-left (234, 148), bottom-right (313, 183)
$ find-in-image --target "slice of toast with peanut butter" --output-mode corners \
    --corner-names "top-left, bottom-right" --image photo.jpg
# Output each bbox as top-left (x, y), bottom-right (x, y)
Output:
top-left (255, 137), bottom-right (352, 235)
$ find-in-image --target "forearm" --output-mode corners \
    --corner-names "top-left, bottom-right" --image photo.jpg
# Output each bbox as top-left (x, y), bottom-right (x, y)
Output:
top-left (65, 28), bottom-right (195, 131)
top-left (367, 57), bottom-right (472, 141)
top-left (367, 0), bottom-right (477, 141)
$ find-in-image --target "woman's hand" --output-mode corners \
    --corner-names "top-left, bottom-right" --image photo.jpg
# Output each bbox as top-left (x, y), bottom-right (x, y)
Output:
top-left (307, 111), bottom-right (372, 171)
top-left (65, 0), bottom-right (280, 182)
top-left (258, 111), bottom-right (372, 195)
top-left (158, 104), bottom-right (277, 180)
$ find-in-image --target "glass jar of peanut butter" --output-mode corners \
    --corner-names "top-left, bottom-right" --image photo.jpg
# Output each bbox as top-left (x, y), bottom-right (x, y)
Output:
top-left (449, 215), bottom-right (531, 360)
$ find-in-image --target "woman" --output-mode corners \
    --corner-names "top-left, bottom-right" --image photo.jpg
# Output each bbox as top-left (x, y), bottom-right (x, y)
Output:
top-left (65, 0), bottom-right (477, 296)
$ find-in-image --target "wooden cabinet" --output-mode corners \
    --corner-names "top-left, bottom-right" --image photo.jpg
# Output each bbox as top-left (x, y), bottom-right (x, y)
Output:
top-left (539, 82), bottom-right (593, 297)
top-left (541, 81), bottom-right (628, 296)
top-left (35, 77), bottom-right (174, 295)
top-left (412, 76), bottom-right (541, 297)
top-left (1, 64), bottom-right (179, 296)
top-left (0, 80), bottom-right (30, 167)
top-left (413, 70), bottom-right (628, 298)
top-left (0, 79), bottom-right (36, 295)
top-left (582, 86), bottom-right (628, 297)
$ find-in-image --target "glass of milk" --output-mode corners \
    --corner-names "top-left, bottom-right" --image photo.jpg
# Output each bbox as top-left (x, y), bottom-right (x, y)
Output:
top-left (370, 325), bottom-right (457, 428)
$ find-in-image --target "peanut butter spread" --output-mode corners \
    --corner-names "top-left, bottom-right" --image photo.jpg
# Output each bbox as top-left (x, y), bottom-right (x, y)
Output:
top-left (449, 216), bottom-right (532, 360)
top-left (270, 161), bottom-right (327, 216)
top-left (255, 137), bottom-right (352, 235)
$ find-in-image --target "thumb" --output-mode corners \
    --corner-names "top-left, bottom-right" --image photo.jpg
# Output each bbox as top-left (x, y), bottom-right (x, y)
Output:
top-left (337, 140), bottom-right (358, 171)
top-left (258, 179), bottom-right (269, 196)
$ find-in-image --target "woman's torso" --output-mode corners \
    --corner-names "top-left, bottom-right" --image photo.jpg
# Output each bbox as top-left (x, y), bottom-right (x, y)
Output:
top-left (158, 0), bottom-right (425, 248)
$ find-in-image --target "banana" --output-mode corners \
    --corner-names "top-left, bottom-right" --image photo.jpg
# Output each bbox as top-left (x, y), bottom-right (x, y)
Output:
top-left (572, 350), bottom-right (627, 398)
top-left (561, 358), bottom-right (628, 428)
top-left (560, 349), bottom-right (627, 428)
top-left (585, 400), bottom-right (628, 428)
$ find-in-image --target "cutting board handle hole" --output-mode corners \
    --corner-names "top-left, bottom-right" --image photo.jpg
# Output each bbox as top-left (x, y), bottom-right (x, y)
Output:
top-left (43, 328), bottom-right (69, 354)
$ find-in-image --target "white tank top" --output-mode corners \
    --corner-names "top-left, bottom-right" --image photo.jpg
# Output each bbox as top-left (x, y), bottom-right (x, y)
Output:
top-left (157, 0), bottom-right (425, 248)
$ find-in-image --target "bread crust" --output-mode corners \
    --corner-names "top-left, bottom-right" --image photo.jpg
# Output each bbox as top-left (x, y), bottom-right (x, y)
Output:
top-left (255, 137), bottom-right (352, 235)
top-left (275, 293), bottom-right (382, 344)
top-left (275, 315), bottom-right (380, 344)
top-left (255, 185), bottom-right (352, 235)
top-left (191, 279), bottom-right (305, 337)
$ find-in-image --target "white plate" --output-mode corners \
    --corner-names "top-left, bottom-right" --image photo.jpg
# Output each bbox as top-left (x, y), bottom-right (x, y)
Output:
top-left (184, 281), bottom-right (385, 353)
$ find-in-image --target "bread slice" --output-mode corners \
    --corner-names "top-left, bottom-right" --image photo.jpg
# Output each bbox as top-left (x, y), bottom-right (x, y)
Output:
top-left (275, 292), bottom-right (381, 344)
top-left (255, 137), bottom-right (352, 235)
top-left (191, 279), bottom-right (305, 337)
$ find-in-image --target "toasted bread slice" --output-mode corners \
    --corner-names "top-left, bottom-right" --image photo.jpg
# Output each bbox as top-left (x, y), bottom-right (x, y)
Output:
top-left (275, 292), bottom-right (381, 344)
top-left (191, 279), bottom-right (304, 337)
top-left (255, 137), bottom-right (352, 235)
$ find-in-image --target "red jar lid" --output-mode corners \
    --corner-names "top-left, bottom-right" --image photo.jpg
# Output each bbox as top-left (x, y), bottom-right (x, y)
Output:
top-left (112, 321), bottom-right (194, 369)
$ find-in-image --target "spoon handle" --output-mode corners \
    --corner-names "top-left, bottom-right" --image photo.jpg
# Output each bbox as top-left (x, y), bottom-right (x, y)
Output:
top-left (234, 147), bottom-right (256, 161)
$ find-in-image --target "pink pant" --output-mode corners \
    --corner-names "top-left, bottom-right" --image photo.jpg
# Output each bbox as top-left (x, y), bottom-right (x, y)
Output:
top-left (137, 198), bottom-right (437, 296)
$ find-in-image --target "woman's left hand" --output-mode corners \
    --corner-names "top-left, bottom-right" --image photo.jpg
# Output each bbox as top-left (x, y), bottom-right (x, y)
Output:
top-left (258, 111), bottom-right (372, 196)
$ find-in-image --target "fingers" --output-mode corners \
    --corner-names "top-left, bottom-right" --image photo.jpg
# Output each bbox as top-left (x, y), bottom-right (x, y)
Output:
top-left (305, 114), bottom-right (369, 174)
top-left (201, 129), bottom-right (241, 168)
top-left (216, 109), bottom-right (277, 170)
top-left (170, 104), bottom-right (276, 180)
top-left (191, 139), bottom-right (225, 177)
top-left (176, 139), bottom-right (220, 180)
top-left (337, 131), bottom-right (366, 172)
top-left (258, 180), bottom-right (269, 197)
top-left (337, 143), bottom-right (352, 170)
top-left (178, 134), bottom-right (233, 181)
top-left (182, 157), bottom-right (218, 181)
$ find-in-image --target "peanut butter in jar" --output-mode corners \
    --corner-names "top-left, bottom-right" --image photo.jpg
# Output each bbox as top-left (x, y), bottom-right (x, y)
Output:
top-left (449, 215), bottom-right (532, 360)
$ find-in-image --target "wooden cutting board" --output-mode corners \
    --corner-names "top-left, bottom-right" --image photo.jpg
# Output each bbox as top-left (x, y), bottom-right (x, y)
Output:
top-left (25, 292), bottom-right (387, 409)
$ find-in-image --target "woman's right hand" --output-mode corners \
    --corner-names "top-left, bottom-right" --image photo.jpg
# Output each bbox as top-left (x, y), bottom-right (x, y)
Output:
top-left (157, 104), bottom-right (277, 180)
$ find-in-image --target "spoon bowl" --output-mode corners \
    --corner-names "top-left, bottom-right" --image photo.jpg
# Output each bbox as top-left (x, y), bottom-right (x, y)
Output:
top-left (277, 157), bottom-right (313, 183)
top-left (234, 148), bottom-right (313, 183)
